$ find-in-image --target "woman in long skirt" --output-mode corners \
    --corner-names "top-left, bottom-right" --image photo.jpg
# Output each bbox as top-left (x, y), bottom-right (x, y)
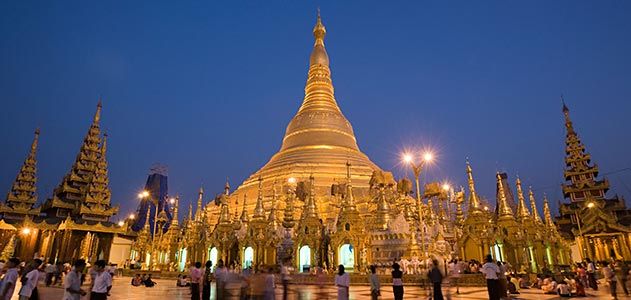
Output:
top-left (335, 265), bottom-right (350, 300)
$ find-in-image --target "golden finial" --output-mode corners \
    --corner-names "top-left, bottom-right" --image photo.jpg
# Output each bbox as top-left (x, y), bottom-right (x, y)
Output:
top-left (313, 9), bottom-right (326, 45)
top-left (496, 172), bottom-right (514, 218)
top-left (93, 98), bottom-right (102, 124)
top-left (465, 159), bottom-right (481, 212)
top-left (515, 176), bottom-right (531, 219)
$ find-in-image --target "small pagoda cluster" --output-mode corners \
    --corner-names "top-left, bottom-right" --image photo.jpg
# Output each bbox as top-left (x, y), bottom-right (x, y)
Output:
top-left (0, 101), bottom-right (131, 263)
top-left (555, 102), bottom-right (631, 261)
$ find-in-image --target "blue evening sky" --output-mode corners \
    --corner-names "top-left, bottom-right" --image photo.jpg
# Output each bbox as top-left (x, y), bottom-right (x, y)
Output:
top-left (1, 1), bottom-right (630, 220)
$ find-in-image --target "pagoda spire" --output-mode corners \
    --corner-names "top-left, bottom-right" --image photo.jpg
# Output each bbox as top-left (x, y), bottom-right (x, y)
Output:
top-left (542, 194), bottom-right (555, 227)
top-left (2, 129), bottom-right (41, 217)
top-left (515, 177), bottom-right (531, 220)
top-left (465, 160), bottom-right (482, 213)
top-left (82, 133), bottom-right (118, 220)
top-left (496, 173), bottom-right (514, 219)
top-left (45, 100), bottom-right (104, 215)
top-left (253, 177), bottom-right (266, 220)
top-left (240, 194), bottom-right (249, 223)
top-left (560, 100), bottom-right (609, 202)
top-left (195, 187), bottom-right (203, 221)
top-left (187, 202), bottom-right (193, 222)
top-left (301, 175), bottom-right (319, 220)
top-left (171, 195), bottom-right (179, 226)
top-left (343, 161), bottom-right (357, 210)
top-left (528, 187), bottom-right (543, 224)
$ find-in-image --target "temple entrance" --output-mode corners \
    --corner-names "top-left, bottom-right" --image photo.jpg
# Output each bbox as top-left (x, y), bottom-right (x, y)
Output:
top-left (209, 247), bottom-right (218, 271)
top-left (298, 245), bottom-right (311, 273)
top-left (243, 247), bottom-right (254, 269)
top-left (338, 244), bottom-right (354, 271)
top-left (178, 249), bottom-right (187, 272)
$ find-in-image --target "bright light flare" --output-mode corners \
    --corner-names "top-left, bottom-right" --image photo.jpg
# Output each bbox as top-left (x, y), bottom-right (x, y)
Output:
top-left (423, 152), bottom-right (434, 162)
top-left (138, 190), bottom-right (150, 198)
top-left (287, 177), bottom-right (297, 184)
top-left (587, 202), bottom-right (595, 208)
top-left (21, 228), bottom-right (31, 235)
top-left (169, 198), bottom-right (176, 204)
top-left (117, 221), bottom-right (125, 227)
top-left (442, 183), bottom-right (451, 191)
top-left (402, 153), bottom-right (413, 164)
top-left (129, 214), bottom-right (136, 220)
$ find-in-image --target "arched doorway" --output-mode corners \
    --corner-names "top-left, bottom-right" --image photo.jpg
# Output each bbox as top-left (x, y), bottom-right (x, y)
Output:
top-left (299, 245), bottom-right (311, 273)
top-left (209, 247), bottom-right (218, 271)
top-left (338, 244), bottom-right (354, 271)
top-left (243, 247), bottom-right (254, 269)
top-left (178, 248), bottom-right (188, 272)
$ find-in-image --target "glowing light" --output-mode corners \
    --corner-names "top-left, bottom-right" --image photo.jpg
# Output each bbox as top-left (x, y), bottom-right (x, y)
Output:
top-left (423, 152), bottom-right (433, 162)
top-left (118, 221), bottom-right (125, 227)
top-left (442, 183), bottom-right (451, 191)
top-left (21, 228), bottom-right (31, 235)
top-left (138, 190), bottom-right (149, 198)
top-left (587, 202), bottom-right (595, 208)
top-left (287, 177), bottom-right (297, 184)
top-left (402, 153), bottom-right (413, 164)
top-left (129, 214), bottom-right (136, 220)
top-left (484, 206), bottom-right (489, 211)
top-left (169, 198), bottom-right (176, 204)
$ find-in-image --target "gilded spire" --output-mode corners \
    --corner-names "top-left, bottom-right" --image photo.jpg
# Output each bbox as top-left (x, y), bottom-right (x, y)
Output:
top-left (240, 194), bottom-right (249, 223)
top-left (515, 177), bottom-right (531, 220)
top-left (195, 187), bottom-right (203, 221)
top-left (283, 187), bottom-right (296, 229)
top-left (496, 173), bottom-right (514, 218)
top-left (465, 160), bottom-right (481, 213)
top-left (253, 177), bottom-right (266, 220)
top-left (343, 161), bottom-right (356, 210)
top-left (542, 194), bottom-right (555, 227)
top-left (301, 175), bottom-right (319, 219)
top-left (528, 187), bottom-right (543, 224)
top-left (3, 129), bottom-right (41, 217)
top-left (171, 195), bottom-right (179, 226)
top-left (187, 202), bottom-right (193, 222)
top-left (224, 179), bottom-right (230, 195)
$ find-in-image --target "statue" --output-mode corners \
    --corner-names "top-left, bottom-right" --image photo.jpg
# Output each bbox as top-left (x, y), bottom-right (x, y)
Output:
top-left (295, 181), bottom-right (308, 202)
top-left (397, 178), bottom-right (413, 195)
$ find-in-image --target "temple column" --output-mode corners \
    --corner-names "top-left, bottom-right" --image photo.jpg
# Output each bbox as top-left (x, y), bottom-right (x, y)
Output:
top-left (620, 235), bottom-right (631, 260)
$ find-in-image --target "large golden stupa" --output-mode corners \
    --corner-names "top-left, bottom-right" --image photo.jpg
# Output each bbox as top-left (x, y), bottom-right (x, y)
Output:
top-left (229, 14), bottom-right (381, 216)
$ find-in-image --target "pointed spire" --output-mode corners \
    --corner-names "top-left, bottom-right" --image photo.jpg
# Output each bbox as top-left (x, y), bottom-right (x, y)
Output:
top-left (195, 187), bottom-right (204, 221)
top-left (94, 98), bottom-right (102, 124)
top-left (310, 10), bottom-right (328, 66)
top-left (240, 194), bottom-right (249, 223)
top-left (344, 161), bottom-right (356, 210)
top-left (171, 195), bottom-right (179, 226)
top-left (4, 129), bottom-right (40, 215)
top-left (528, 187), bottom-right (543, 224)
top-left (465, 160), bottom-right (481, 213)
top-left (301, 175), bottom-right (319, 219)
top-left (144, 205), bottom-right (152, 230)
top-left (253, 177), bottom-right (266, 220)
top-left (515, 177), bottom-right (531, 220)
top-left (542, 194), bottom-right (555, 227)
top-left (187, 201), bottom-right (193, 222)
top-left (224, 179), bottom-right (230, 195)
top-left (496, 173), bottom-right (514, 218)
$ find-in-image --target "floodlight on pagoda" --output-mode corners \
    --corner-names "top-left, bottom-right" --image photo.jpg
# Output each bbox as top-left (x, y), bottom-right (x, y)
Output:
top-left (21, 228), bottom-right (31, 235)
top-left (587, 202), bottom-right (595, 208)
top-left (118, 221), bottom-right (125, 227)
top-left (129, 214), bottom-right (136, 220)
top-left (169, 198), bottom-right (176, 205)
top-left (287, 177), bottom-right (297, 184)
top-left (138, 190), bottom-right (150, 199)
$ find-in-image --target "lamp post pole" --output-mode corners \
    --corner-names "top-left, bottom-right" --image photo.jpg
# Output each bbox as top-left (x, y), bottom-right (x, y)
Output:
top-left (403, 152), bottom-right (433, 259)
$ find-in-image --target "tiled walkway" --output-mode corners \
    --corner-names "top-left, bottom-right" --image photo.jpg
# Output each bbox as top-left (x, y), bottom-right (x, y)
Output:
top-left (25, 277), bottom-right (631, 299)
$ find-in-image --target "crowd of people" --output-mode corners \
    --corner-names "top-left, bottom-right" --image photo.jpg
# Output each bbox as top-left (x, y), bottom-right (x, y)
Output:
top-left (0, 257), bottom-right (114, 300)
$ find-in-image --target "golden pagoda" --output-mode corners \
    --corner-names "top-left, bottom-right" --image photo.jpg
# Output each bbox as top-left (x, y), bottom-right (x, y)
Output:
top-left (226, 12), bottom-right (381, 222)
top-left (1, 129), bottom-right (41, 220)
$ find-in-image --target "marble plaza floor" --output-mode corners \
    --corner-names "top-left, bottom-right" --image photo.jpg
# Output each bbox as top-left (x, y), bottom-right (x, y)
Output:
top-left (25, 277), bottom-right (631, 300)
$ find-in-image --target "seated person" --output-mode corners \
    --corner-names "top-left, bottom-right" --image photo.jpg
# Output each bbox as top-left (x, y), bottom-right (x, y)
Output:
top-left (131, 274), bottom-right (143, 286)
top-left (507, 275), bottom-right (520, 294)
top-left (541, 275), bottom-right (557, 294)
top-left (531, 275), bottom-right (543, 288)
top-left (574, 278), bottom-right (586, 297)
top-left (556, 281), bottom-right (571, 297)
top-left (177, 275), bottom-right (190, 287)
top-left (144, 274), bottom-right (156, 287)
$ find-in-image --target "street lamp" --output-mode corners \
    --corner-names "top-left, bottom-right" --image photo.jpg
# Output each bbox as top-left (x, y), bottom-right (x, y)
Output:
top-left (401, 150), bottom-right (434, 258)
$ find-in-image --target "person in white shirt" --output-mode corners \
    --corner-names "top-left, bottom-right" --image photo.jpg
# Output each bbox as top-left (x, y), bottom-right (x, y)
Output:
top-left (481, 255), bottom-right (500, 300)
top-left (90, 260), bottom-right (112, 300)
top-left (0, 258), bottom-right (20, 300)
top-left (335, 265), bottom-right (350, 300)
top-left (63, 260), bottom-right (87, 300)
top-left (18, 258), bottom-right (41, 300)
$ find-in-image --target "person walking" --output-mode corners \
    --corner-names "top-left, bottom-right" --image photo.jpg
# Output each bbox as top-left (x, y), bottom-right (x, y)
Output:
top-left (214, 259), bottom-right (227, 300)
top-left (18, 258), bottom-right (41, 300)
top-left (281, 258), bottom-right (291, 300)
top-left (264, 266), bottom-right (276, 300)
top-left (63, 259), bottom-right (87, 300)
top-left (602, 261), bottom-right (618, 300)
top-left (481, 255), bottom-right (500, 300)
top-left (586, 258), bottom-right (598, 290)
top-left (392, 263), bottom-right (404, 300)
top-left (369, 265), bottom-right (380, 300)
top-left (335, 265), bottom-right (350, 300)
top-left (616, 260), bottom-right (630, 296)
top-left (0, 258), bottom-right (20, 300)
top-left (190, 262), bottom-right (202, 300)
top-left (429, 260), bottom-right (444, 300)
top-left (90, 260), bottom-right (112, 300)
top-left (202, 261), bottom-right (213, 300)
